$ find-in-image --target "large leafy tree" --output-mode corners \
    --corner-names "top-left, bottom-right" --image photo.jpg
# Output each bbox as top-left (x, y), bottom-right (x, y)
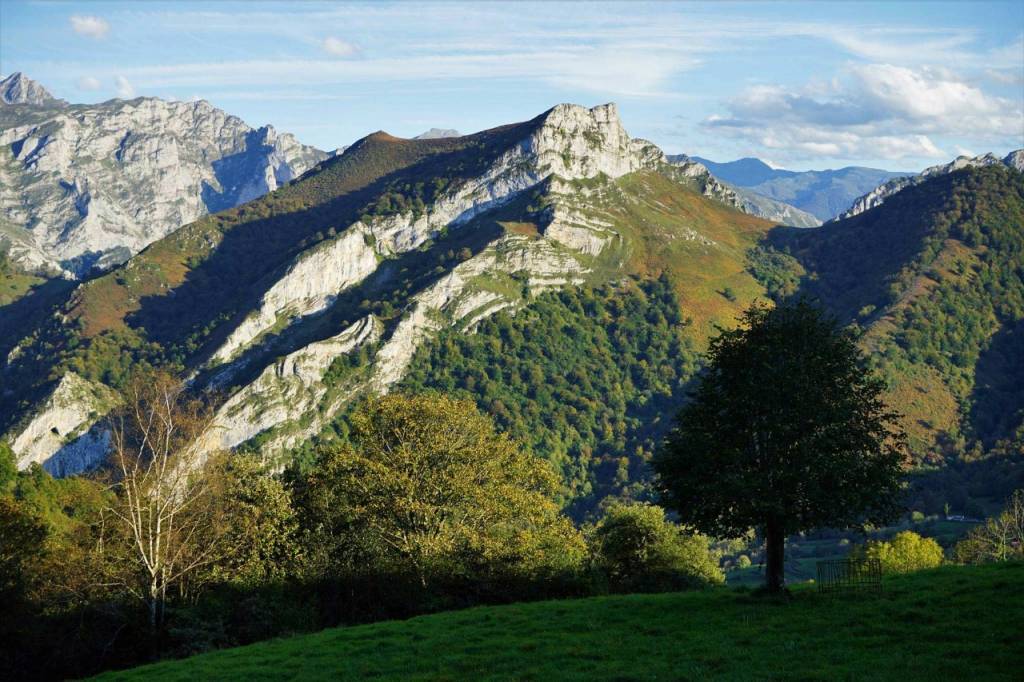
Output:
top-left (299, 393), bottom-right (585, 586)
top-left (654, 299), bottom-right (906, 592)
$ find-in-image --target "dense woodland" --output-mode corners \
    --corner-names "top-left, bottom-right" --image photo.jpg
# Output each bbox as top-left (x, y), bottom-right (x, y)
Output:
top-left (401, 276), bottom-right (700, 517)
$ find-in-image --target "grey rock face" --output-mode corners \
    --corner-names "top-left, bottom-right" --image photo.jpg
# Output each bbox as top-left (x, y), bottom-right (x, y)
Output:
top-left (0, 78), bottom-right (327, 276)
top-left (836, 150), bottom-right (1024, 221)
top-left (0, 72), bottom-right (64, 107)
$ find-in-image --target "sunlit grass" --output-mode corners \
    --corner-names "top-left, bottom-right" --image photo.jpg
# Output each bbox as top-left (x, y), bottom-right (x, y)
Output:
top-left (96, 562), bottom-right (1023, 681)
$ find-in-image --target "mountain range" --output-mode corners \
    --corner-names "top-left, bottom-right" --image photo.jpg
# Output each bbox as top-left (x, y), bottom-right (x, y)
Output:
top-left (0, 73), bottom-right (326, 278)
top-left (1, 80), bottom-right (1021, 515)
top-left (685, 156), bottom-right (909, 221)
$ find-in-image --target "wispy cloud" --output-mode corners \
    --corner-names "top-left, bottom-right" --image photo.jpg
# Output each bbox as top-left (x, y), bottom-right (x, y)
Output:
top-left (115, 75), bottom-right (135, 98)
top-left (704, 62), bottom-right (1023, 161)
top-left (322, 37), bottom-right (358, 57)
top-left (70, 15), bottom-right (110, 39)
top-left (76, 75), bottom-right (102, 91)
top-left (93, 46), bottom-right (701, 99)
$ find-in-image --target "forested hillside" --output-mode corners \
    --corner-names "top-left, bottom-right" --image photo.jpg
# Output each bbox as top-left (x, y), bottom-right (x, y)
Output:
top-left (766, 166), bottom-right (1024, 459)
top-left (401, 277), bottom-right (699, 516)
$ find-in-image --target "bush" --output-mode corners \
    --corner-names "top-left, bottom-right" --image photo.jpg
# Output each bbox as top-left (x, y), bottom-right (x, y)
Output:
top-left (851, 531), bottom-right (943, 574)
top-left (736, 554), bottom-right (752, 569)
top-left (591, 504), bottom-right (723, 592)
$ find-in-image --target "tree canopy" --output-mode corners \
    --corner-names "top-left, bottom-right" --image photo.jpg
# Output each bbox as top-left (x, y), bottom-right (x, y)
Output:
top-left (297, 393), bottom-right (586, 587)
top-left (654, 299), bottom-right (906, 591)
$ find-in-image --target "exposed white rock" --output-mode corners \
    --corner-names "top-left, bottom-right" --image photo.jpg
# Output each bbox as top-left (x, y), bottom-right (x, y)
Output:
top-left (370, 233), bottom-right (588, 391)
top-left (207, 315), bottom-right (382, 454)
top-left (43, 428), bottom-right (112, 477)
top-left (0, 81), bottom-right (326, 276)
top-left (4, 372), bottom-right (116, 470)
top-left (836, 150), bottom-right (1024, 221)
top-left (209, 225), bottom-right (379, 365)
top-left (0, 72), bottom-right (63, 107)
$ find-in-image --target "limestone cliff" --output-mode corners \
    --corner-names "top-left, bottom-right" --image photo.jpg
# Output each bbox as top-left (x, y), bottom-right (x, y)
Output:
top-left (0, 74), bottom-right (327, 276)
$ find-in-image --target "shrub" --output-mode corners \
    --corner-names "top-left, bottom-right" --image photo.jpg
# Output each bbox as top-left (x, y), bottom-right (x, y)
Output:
top-left (851, 531), bottom-right (943, 574)
top-left (736, 554), bottom-right (752, 569)
top-left (591, 504), bottom-right (723, 592)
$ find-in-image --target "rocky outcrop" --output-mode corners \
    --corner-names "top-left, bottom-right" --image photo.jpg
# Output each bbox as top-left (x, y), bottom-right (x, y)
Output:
top-left (207, 315), bottom-right (383, 454)
top-left (0, 72), bottom-right (63, 107)
top-left (209, 225), bottom-right (380, 365)
top-left (0, 77), bottom-right (327, 276)
top-left (837, 150), bottom-right (1024, 221)
top-left (3, 372), bottom-right (116, 472)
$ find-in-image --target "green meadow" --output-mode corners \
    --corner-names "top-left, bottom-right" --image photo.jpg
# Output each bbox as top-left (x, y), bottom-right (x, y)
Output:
top-left (96, 562), bottom-right (1023, 681)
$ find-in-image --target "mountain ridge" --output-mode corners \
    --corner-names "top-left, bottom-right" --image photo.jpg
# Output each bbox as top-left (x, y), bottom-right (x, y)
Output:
top-left (0, 74), bottom-right (328, 277)
top-left (836, 150), bottom-right (1024, 221)
top-left (682, 155), bottom-right (908, 221)
top-left (6, 101), bottom-right (737, 476)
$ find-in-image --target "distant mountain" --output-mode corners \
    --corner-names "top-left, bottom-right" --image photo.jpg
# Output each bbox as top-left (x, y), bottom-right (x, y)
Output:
top-left (413, 128), bottom-right (461, 140)
top-left (836, 150), bottom-right (1024, 221)
top-left (0, 72), bottom-right (64, 107)
top-left (667, 155), bottom-right (819, 227)
top-left (0, 73), bottom-right (327, 277)
top-left (687, 156), bottom-right (907, 221)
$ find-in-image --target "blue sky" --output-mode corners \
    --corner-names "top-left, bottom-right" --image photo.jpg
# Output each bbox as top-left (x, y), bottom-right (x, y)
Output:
top-left (1, 1), bottom-right (1021, 171)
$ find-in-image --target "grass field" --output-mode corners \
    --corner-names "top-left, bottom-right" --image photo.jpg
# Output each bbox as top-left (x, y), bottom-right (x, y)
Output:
top-left (96, 562), bottom-right (1023, 681)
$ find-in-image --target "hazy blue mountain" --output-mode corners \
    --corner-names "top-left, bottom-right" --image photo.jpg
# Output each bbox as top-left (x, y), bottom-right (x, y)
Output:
top-left (689, 156), bottom-right (908, 221)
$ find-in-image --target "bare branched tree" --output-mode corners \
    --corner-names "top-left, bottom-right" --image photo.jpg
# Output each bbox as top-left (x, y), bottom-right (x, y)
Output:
top-left (102, 371), bottom-right (227, 632)
top-left (954, 490), bottom-right (1024, 564)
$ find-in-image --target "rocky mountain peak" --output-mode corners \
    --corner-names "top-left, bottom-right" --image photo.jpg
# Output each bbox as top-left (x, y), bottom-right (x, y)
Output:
top-left (0, 82), bottom-right (328, 276)
top-left (1, 72), bottom-right (64, 106)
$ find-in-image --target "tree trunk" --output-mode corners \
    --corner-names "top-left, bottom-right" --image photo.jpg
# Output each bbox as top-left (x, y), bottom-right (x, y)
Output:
top-left (764, 519), bottom-right (785, 593)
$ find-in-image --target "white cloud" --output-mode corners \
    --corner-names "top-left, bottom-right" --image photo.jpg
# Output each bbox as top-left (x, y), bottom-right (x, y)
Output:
top-left (77, 76), bottom-right (102, 91)
top-left (322, 37), bottom-right (358, 57)
top-left (704, 63), bottom-right (1023, 162)
top-left (115, 76), bottom-right (135, 98)
top-left (70, 15), bottom-right (110, 39)
top-left (100, 40), bottom-right (701, 99)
